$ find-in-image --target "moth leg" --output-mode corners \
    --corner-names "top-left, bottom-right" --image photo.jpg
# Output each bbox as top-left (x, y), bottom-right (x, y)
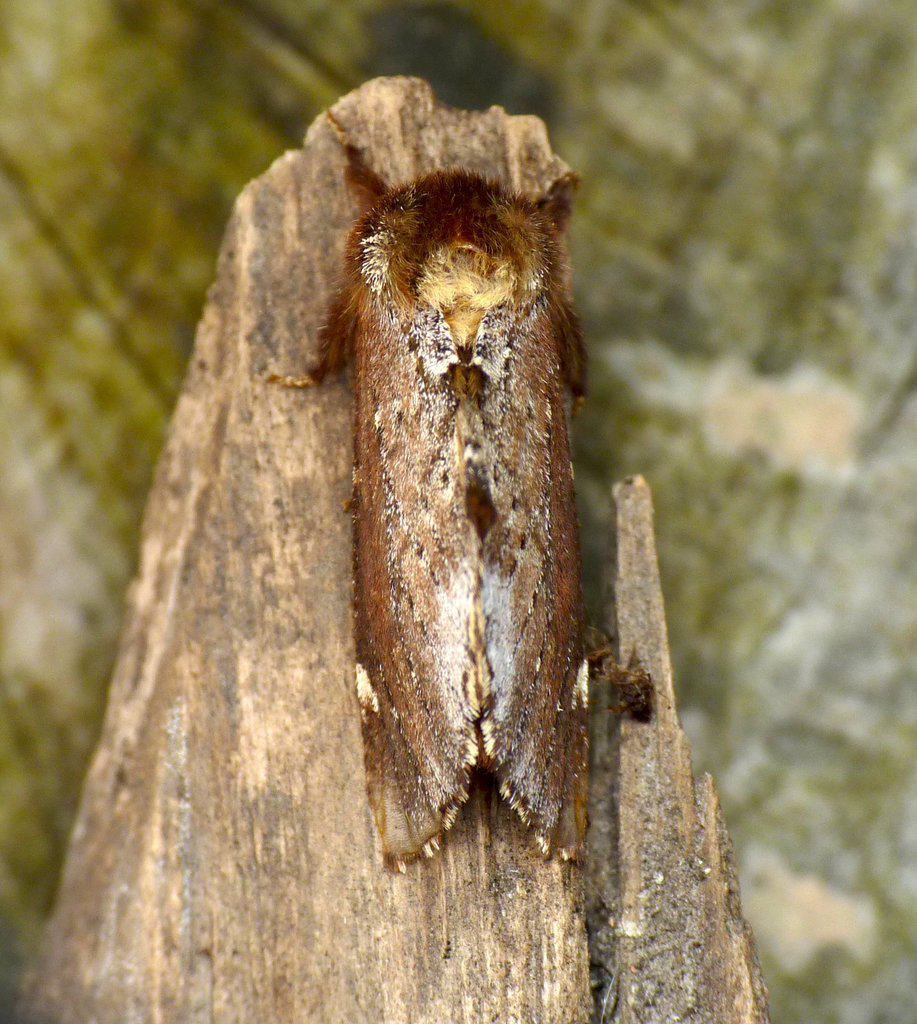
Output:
top-left (266, 281), bottom-right (358, 388)
top-left (265, 372), bottom-right (322, 388)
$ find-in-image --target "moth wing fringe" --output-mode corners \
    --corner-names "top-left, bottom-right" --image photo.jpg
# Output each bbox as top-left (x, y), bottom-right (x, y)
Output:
top-left (378, 790), bottom-right (468, 871)
top-left (496, 776), bottom-right (584, 861)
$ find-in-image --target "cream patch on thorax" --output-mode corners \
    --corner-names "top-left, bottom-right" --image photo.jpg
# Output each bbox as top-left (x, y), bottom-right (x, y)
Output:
top-left (417, 246), bottom-right (526, 349)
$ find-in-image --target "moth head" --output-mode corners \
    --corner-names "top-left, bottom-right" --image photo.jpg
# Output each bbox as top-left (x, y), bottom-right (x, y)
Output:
top-left (331, 165), bottom-right (583, 402)
top-left (354, 171), bottom-right (560, 329)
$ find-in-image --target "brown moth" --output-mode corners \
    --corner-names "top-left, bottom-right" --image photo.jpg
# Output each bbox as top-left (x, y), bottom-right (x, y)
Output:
top-left (287, 135), bottom-right (588, 869)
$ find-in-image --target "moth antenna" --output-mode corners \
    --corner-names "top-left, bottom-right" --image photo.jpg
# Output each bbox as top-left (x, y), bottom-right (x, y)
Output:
top-left (536, 171), bottom-right (579, 231)
top-left (325, 110), bottom-right (390, 210)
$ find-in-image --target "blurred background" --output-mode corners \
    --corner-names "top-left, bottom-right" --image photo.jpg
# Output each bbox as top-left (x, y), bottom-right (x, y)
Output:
top-left (2, 1), bottom-right (916, 1020)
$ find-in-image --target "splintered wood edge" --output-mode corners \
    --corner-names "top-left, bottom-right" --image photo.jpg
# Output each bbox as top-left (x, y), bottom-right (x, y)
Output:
top-left (607, 475), bottom-right (771, 1022)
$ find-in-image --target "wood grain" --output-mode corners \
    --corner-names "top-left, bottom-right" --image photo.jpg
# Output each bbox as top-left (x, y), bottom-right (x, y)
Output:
top-left (21, 78), bottom-right (769, 1024)
top-left (587, 476), bottom-right (770, 1023)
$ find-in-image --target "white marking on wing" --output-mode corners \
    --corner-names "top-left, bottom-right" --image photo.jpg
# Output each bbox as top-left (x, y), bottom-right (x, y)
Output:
top-left (355, 663), bottom-right (380, 714)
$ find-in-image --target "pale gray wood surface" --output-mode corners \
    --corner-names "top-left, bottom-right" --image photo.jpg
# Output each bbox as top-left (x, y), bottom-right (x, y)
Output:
top-left (22, 78), bottom-right (767, 1024)
top-left (588, 476), bottom-right (770, 1022)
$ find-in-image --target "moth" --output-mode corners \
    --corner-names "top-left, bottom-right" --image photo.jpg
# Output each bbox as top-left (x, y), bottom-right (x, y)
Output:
top-left (282, 135), bottom-right (588, 869)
